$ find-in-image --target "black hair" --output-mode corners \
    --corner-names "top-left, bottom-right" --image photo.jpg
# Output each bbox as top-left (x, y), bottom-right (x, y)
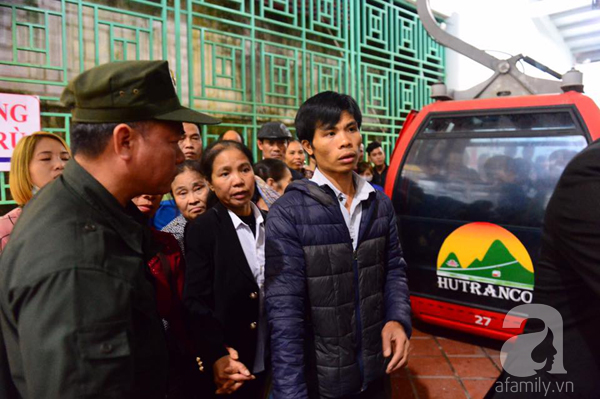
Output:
top-left (294, 91), bottom-right (362, 144)
top-left (70, 121), bottom-right (147, 158)
top-left (356, 161), bottom-right (373, 175)
top-left (366, 140), bottom-right (382, 155)
top-left (175, 159), bottom-right (203, 177)
top-left (70, 123), bottom-right (119, 158)
top-left (200, 140), bottom-right (254, 183)
top-left (217, 130), bottom-right (245, 144)
top-left (253, 158), bottom-right (289, 183)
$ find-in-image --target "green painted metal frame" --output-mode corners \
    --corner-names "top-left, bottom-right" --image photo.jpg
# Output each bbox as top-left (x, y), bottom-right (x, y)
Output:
top-left (0, 0), bottom-right (444, 204)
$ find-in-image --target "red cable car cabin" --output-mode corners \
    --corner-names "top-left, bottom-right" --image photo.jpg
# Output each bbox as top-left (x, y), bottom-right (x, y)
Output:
top-left (386, 92), bottom-right (600, 341)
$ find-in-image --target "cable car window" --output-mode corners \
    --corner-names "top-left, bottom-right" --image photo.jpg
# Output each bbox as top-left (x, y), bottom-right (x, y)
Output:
top-left (396, 135), bottom-right (587, 227)
top-left (423, 112), bottom-right (576, 134)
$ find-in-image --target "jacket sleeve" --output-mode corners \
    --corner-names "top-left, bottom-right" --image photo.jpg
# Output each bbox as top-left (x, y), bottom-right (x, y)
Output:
top-left (265, 202), bottom-right (309, 399)
top-left (183, 218), bottom-right (228, 367)
top-left (381, 197), bottom-right (412, 338)
top-left (8, 268), bottom-right (142, 398)
top-left (547, 175), bottom-right (600, 297)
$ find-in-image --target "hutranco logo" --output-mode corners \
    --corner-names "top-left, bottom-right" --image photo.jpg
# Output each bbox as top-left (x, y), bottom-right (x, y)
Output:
top-left (436, 222), bottom-right (534, 304)
top-left (500, 304), bottom-right (567, 377)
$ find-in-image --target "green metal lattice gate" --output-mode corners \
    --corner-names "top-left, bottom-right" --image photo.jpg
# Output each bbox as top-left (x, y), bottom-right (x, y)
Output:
top-left (0, 0), bottom-right (444, 204)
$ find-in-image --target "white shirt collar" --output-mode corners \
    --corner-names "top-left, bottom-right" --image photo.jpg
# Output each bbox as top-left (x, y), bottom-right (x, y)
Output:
top-left (310, 167), bottom-right (374, 203)
top-left (228, 202), bottom-right (264, 230)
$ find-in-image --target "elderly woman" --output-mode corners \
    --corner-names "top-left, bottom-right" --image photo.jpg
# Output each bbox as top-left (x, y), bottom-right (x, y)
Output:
top-left (0, 132), bottom-right (70, 251)
top-left (162, 160), bottom-right (209, 252)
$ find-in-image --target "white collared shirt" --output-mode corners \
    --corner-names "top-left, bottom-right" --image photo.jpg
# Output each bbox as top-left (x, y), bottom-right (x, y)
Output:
top-left (227, 202), bottom-right (267, 373)
top-left (227, 202), bottom-right (265, 289)
top-left (311, 168), bottom-right (375, 250)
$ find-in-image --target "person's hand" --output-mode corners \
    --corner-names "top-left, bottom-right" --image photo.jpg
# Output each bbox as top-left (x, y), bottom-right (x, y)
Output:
top-left (213, 347), bottom-right (255, 394)
top-left (381, 321), bottom-right (410, 374)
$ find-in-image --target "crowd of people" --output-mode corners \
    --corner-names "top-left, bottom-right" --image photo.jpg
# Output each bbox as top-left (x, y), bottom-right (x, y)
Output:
top-left (0, 60), bottom-right (408, 399)
top-left (1, 59), bottom-right (599, 399)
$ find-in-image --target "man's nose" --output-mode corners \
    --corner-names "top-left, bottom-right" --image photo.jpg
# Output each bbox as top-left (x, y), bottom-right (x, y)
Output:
top-left (338, 131), bottom-right (352, 147)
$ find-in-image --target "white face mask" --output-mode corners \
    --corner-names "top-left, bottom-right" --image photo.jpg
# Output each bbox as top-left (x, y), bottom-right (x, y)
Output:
top-left (363, 175), bottom-right (373, 182)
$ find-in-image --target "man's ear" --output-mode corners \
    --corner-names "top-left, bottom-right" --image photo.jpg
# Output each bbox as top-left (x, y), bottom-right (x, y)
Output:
top-left (112, 123), bottom-right (138, 161)
top-left (257, 139), bottom-right (264, 151)
top-left (301, 139), bottom-right (314, 157)
top-left (266, 177), bottom-right (276, 188)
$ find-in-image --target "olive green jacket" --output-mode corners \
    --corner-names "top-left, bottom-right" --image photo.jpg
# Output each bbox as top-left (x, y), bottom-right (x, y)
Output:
top-left (0, 160), bottom-right (168, 398)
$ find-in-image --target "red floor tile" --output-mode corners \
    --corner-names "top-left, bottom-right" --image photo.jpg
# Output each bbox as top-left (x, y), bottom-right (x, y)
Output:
top-left (409, 338), bottom-right (443, 357)
top-left (413, 377), bottom-right (467, 399)
top-left (391, 376), bottom-right (416, 399)
top-left (438, 338), bottom-right (485, 356)
top-left (412, 326), bottom-right (433, 338)
top-left (483, 348), bottom-right (504, 370)
top-left (408, 357), bottom-right (454, 377)
top-left (462, 378), bottom-right (496, 399)
top-left (448, 357), bottom-right (501, 379)
top-left (391, 367), bottom-right (410, 379)
top-left (482, 347), bottom-right (501, 357)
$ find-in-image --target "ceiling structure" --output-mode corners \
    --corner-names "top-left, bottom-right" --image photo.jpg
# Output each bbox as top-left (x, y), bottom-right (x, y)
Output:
top-left (530, 0), bottom-right (600, 63)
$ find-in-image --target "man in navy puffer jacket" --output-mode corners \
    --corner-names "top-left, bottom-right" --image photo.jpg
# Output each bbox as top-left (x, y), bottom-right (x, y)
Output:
top-left (265, 91), bottom-right (411, 399)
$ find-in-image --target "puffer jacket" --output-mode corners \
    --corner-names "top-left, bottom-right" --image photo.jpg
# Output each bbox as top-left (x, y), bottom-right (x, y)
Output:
top-left (265, 179), bottom-right (411, 399)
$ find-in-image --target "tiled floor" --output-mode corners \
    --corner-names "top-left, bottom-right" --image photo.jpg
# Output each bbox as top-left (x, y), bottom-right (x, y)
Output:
top-left (391, 320), bottom-right (503, 399)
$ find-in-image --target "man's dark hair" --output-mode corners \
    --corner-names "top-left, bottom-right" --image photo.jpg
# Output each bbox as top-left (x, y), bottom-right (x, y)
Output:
top-left (294, 91), bottom-right (362, 144)
top-left (200, 140), bottom-right (254, 183)
top-left (254, 158), bottom-right (288, 183)
top-left (70, 123), bottom-right (118, 158)
top-left (70, 121), bottom-right (147, 158)
top-left (366, 141), bottom-right (382, 155)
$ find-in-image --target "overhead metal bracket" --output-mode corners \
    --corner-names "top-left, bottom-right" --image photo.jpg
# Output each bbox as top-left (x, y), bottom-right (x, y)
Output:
top-left (417, 0), bottom-right (582, 100)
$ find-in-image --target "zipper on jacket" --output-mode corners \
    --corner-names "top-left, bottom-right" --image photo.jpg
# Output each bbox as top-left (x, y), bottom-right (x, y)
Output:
top-left (352, 249), bottom-right (366, 391)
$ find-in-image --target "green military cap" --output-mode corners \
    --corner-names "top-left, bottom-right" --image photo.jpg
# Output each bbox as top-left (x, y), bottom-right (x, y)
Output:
top-left (61, 60), bottom-right (220, 125)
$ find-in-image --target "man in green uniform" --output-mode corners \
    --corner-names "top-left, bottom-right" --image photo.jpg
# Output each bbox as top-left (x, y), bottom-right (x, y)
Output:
top-left (0, 60), bottom-right (219, 398)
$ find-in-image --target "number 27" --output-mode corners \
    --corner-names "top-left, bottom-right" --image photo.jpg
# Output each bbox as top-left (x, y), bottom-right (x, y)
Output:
top-left (475, 315), bottom-right (491, 326)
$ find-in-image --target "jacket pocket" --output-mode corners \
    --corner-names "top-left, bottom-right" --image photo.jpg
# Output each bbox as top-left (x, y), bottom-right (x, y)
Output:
top-left (76, 323), bottom-right (133, 396)
top-left (77, 328), bottom-right (130, 360)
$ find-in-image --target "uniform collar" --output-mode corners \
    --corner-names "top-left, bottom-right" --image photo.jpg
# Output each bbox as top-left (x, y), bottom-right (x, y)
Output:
top-left (62, 160), bottom-right (149, 256)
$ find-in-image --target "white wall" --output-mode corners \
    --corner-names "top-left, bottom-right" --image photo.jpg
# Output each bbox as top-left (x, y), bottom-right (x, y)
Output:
top-left (428, 0), bottom-right (599, 105)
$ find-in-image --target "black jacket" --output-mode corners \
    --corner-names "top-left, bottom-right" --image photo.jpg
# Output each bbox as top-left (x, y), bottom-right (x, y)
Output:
top-left (265, 179), bottom-right (411, 398)
top-left (372, 165), bottom-right (388, 187)
top-left (183, 202), bottom-right (263, 371)
top-left (525, 139), bottom-right (600, 395)
top-left (0, 161), bottom-right (168, 398)
top-left (489, 140), bottom-right (600, 398)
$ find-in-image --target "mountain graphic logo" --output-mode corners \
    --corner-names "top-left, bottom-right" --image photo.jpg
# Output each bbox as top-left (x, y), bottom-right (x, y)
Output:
top-left (437, 222), bottom-right (534, 290)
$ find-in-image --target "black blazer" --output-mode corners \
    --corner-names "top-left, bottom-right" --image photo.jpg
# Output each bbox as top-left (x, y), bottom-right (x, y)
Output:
top-left (183, 202), bottom-right (263, 370)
